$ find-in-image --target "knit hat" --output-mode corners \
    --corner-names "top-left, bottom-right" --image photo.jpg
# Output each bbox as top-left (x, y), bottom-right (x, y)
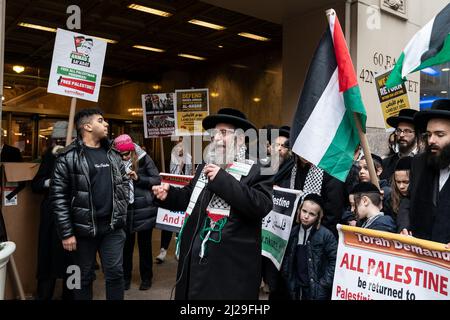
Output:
top-left (114, 134), bottom-right (135, 152)
top-left (52, 121), bottom-right (77, 139)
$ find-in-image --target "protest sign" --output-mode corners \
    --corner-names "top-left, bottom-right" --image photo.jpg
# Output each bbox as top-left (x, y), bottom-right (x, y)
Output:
top-left (47, 28), bottom-right (107, 102)
top-left (155, 173), bottom-right (193, 233)
top-left (375, 70), bottom-right (411, 131)
top-left (142, 92), bottom-right (175, 138)
top-left (262, 187), bottom-right (303, 270)
top-left (332, 225), bottom-right (450, 300)
top-left (174, 88), bottom-right (209, 136)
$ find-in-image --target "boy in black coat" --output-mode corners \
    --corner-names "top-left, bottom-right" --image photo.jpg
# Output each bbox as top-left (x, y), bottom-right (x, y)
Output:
top-left (280, 193), bottom-right (337, 300)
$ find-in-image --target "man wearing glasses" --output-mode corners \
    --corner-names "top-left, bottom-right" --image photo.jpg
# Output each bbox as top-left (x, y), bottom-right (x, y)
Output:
top-left (152, 108), bottom-right (273, 300)
top-left (382, 109), bottom-right (420, 182)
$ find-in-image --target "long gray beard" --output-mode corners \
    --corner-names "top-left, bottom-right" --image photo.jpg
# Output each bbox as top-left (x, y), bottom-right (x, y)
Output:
top-left (205, 144), bottom-right (247, 168)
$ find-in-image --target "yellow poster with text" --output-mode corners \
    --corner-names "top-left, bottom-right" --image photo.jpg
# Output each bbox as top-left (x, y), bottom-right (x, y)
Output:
top-left (375, 70), bottom-right (411, 131)
top-left (175, 88), bottom-right (209, 136)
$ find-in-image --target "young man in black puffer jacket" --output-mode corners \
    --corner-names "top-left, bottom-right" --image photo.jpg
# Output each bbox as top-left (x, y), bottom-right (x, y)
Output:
top-left (49, 108), bottom-right (129, 300)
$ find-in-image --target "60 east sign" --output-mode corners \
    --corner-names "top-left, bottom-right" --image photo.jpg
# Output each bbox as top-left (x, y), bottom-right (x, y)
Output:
top-left (360, 51), bottom-right (419, 93)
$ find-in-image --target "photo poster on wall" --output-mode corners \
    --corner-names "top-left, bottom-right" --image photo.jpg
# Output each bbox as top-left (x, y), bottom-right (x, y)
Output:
top-left (174, 88), bottom-right (209, 136)
top-left (47, 28), bottom-right (107, 102)
top-left (141, 92), bottom-right (176, 138)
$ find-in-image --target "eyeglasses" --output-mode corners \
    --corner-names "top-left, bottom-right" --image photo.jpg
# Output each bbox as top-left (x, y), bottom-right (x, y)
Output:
top-left (120, 151), bottom-right (131, 157)
top-left (210, 128), bottom-right (235, 138)
top-left (395, 128), bottom-right (415, 135)
top-left (272, 142), bottom-right (289, 149)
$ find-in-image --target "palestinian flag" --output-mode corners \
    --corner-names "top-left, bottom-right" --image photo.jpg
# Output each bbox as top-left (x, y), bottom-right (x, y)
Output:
top-left (386, 3), bottom-right (450, 88)
top-left (291, 10), bottom-right (366, 182)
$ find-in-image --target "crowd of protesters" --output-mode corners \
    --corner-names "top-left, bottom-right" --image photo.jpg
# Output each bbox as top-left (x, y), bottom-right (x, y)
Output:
top-left (20, 98), bottom-right (450, 300)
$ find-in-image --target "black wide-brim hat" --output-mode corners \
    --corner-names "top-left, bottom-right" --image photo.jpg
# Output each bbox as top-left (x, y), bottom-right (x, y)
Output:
top-left (202, 107), bottom-right (257, 132)
top-left (279, 125), bottom-right (290, 139)
top-left (414, 99), bottom-right (450, 130)
top-left (386, 108), bottom-right (418, 128)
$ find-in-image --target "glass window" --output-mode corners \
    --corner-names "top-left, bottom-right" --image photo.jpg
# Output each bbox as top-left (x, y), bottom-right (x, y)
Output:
top-left (420, 62), bottom-right (450, 109)
top-left (10, 116), bottom-right (34, 161)
top-left (38, 118), bottom-right (62, 160)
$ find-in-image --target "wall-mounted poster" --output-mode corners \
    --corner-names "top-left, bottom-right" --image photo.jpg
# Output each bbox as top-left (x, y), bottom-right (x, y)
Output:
top-left (141, 92), bottom-right (175, 138)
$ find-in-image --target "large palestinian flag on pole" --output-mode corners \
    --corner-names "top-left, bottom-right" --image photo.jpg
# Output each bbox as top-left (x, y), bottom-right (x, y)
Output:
top-left (386, 3), bottom-right (450, 88)
top-left (291, 9), bottom-right (366, 182)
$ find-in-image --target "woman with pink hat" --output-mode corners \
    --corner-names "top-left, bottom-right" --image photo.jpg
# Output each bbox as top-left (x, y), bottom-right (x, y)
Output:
top-left (113, 134), bottom-right (160, 291)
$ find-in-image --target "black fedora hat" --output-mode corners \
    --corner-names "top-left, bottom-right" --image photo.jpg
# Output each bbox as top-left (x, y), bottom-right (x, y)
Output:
top-left (279, 126), bottom-right (290, 139)
top-left (202, 108), bottom-right (257, 132)
top-left (386, 108), bottom-right (418, 128)
top-left (414, 99), bottom-right (450, 130)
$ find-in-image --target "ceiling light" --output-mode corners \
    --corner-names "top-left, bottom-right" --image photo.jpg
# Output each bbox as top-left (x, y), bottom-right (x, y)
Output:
top-left (152, 84), bottom-right (162, 90)
top-left (211, 92), bottom-right (219, 98)
top-left (178, 53), bottom-right (206, 61)
top-left (13, 65), bottom-right (25, 73)
top-left (128, 108), bottom-right (142, 112)
top-left (188, 19), bottom-right (226, 30)
top-left (133, 45), bottom-right (165, 53)
top-left (18, 22), bottom-right (57, 32)
top-left (442, 68), bottom-right (450, 72)
top-left (441, 91), bottom-right (448, 94)
top-left (128, 4), bottom-right (172, 17)
top-left (93, 36), bottom-right (117, 44)
top-left (4, 85), bottom-right (12, 89)
top-left (218, 45), bottom-right (223, 48)
top-left (253, 97), bottom-right (261, 102)
top-left (238, 32), bottom-right (270, 41)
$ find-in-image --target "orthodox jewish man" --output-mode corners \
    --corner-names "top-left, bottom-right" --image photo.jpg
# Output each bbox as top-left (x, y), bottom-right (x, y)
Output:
top-left (153, 108), bottom-right (273, 300)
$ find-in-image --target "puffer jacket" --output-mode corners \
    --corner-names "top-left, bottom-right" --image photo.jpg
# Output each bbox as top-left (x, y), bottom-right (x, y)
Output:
top-left (127, 144), bottom-right (161, 232)
top-left (49, 138), bottom-right (129, 239)
top-left (281, 224), bottom-right (337, 300)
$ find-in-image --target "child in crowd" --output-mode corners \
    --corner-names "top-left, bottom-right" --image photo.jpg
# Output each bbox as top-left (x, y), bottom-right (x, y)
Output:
top-left (280, 193), bottom-right (337, 300)
top-left (390, 157), bottom-right (412, 234)
top-left (350, 182), bottom-right (397, 232)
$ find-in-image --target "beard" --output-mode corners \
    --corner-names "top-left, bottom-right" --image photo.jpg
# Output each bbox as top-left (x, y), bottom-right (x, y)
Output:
top-left (398, 139), bottom-right (415, 154)
top-left (426, 143), bottom-right (450, 170)
top-left (205, 142), bottom-right (237, 168)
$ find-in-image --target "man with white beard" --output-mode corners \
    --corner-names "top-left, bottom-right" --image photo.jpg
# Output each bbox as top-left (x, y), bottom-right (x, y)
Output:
top-left (153, 108), bottom-right (273, 300)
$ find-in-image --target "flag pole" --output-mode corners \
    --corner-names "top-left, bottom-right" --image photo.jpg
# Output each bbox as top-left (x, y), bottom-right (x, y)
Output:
top-left (66, 97), bottom-right (77, 146)
top-left (352, 114), bottom-right (380, 189)
top-left (326, 8), bottom-right (380, 189)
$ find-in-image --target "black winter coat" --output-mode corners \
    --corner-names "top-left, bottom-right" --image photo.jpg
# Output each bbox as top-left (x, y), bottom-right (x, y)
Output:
top-left (275, 158), bottom-right (346, 237)
top-left (49, 138), bottom-right (129, 239)
top-left (156, 162), bottom-right (273, 300)
top-left (127, 155), bottom-right (161, 232)
top-left (280, 225), bottom-right (337, 300)
top-left (399, 153), bottom-right (450, 243)
top-left (32, 147), bottom-right (70, 279)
